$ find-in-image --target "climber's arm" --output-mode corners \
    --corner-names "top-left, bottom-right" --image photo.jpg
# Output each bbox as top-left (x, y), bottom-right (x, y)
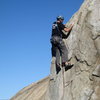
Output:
top-left (64, 24), bottom-right (74, 32)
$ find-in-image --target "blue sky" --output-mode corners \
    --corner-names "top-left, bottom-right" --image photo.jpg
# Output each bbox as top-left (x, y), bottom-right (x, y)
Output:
top-left (0, 0), bottom-right (84, 99)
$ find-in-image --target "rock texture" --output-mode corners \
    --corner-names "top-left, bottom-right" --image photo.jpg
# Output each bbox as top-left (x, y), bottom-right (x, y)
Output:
top-left (10, 77), bottom-right (49, 100)
top-left (11, 0), bottom-right (100, 100)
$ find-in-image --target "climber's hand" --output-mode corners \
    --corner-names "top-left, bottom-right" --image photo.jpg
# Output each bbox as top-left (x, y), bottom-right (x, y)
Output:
top-left (70, 23), bottom-right (74, 28)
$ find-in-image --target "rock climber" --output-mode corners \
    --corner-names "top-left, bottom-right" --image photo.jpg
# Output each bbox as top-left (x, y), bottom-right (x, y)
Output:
top-left (50, 16), bottom-right (74, 70)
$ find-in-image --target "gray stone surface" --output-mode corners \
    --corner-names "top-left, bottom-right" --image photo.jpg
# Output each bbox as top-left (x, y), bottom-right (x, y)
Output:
top-left (11, 0), bottom-right (100, 100)
top-left (47, 0), bottom-right (100, 100)
top-left (10, 77), bottom-right (49, 100)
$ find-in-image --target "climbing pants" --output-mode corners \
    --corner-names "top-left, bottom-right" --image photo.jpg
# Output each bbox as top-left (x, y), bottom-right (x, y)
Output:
top-left (51, 36), bottom-right (68, 66)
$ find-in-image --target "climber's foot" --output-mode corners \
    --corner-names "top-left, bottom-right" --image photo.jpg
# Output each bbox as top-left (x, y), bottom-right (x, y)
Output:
top-left (62, 62), bottom-right (74, 70)
top-left (65, 62), bottom-right (74, 71)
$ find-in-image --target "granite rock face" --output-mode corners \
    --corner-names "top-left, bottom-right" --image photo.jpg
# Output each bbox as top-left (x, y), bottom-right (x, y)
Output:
top-left (11, 0), bottom-right (100, 100)
top-left (10, 77), bottom-right (49, 100)
top-left (47, 0), bottom-right (100, 100)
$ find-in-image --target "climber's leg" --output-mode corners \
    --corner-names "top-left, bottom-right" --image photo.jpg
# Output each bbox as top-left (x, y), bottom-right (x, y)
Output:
top-left (51, 43), bottom-right (56, 57)
top-left (56, 47), bottom-right (61, 67)
top-left (51, 37), bottom-right (61, 74)
top-left (57, 38), bottom-right (68, 64)
top-left (57, 38), bottom-right (73, 69)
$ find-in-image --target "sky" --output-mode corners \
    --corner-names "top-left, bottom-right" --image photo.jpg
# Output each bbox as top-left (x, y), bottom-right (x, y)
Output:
top-left (0, 0), bottom-right (84, 99)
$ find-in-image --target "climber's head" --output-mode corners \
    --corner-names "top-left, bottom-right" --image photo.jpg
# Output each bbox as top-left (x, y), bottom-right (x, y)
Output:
top-left (57, 16), bottom-right (64, 23)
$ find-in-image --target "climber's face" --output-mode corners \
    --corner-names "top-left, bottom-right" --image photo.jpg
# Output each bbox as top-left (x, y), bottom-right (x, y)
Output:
top-left (60, 19), bottom-right (64, 23)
